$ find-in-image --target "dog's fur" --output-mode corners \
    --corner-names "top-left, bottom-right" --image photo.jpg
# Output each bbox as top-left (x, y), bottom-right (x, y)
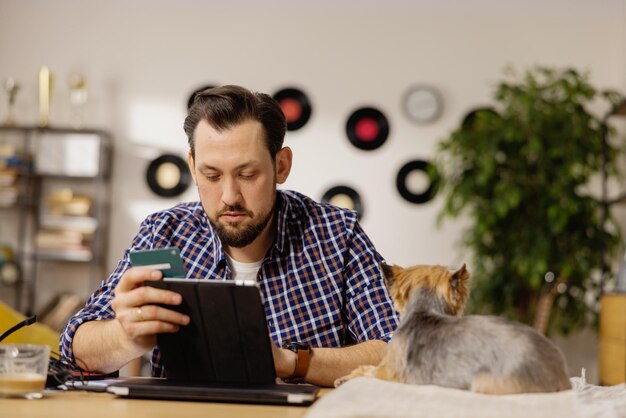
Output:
top-left (335, 264), bottom-right (572, 394)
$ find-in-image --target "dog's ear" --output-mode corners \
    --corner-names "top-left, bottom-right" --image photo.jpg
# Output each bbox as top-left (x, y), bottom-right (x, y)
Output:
top-left (381, 263), bottom-right (395, 289)
top-left (450, 263), bottom-right (468, 289)
top-left (449, 264), bottom-right (469, 315)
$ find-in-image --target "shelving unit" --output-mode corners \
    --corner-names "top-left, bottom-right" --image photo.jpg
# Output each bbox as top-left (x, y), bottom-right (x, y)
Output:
top-left (0, 125), bottom-right (112, 314)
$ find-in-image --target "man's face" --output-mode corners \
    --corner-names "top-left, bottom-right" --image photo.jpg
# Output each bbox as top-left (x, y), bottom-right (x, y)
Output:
top-left (188, 119), bottom-right (290, 248)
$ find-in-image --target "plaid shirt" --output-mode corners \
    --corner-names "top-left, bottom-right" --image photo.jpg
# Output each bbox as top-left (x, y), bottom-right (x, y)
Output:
top-left (60, 190), bottom-right (399, 376)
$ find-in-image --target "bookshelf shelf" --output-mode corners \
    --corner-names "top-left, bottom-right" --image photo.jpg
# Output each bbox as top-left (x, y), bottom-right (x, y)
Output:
top-left (0, 125), bottom-right (112, 314)
top-left (31, 250), bottom-right (93, 263)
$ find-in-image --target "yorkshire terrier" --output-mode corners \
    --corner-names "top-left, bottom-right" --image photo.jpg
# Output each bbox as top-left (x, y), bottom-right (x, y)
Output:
top-left (335, 264), bottom-right (572, 394)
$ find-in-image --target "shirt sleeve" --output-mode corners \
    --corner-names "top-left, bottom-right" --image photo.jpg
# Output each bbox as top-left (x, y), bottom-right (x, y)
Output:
top-left (59, 218), bottom-right (156, 367)
top-left (342, 222), bottom-right (399, 344)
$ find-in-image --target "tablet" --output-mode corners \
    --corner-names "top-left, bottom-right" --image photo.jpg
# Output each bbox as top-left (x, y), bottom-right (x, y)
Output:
top-left (145, 279), bottom-right (276, 384)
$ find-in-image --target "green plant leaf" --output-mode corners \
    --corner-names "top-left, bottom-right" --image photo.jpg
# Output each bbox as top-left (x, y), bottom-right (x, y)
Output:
top-left (437, 66), bottom-right (625, 335)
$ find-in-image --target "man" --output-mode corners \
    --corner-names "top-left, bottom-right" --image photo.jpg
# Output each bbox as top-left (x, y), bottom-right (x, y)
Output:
top-left (60, 85), bottom-right (398, 387)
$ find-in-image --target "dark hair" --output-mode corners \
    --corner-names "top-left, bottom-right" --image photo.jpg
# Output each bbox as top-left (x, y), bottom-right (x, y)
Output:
top-left (183, 85), bottom-right (286, 160)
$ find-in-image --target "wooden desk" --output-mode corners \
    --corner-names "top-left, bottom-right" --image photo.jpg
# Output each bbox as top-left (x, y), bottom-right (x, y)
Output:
top-left (0, 389), bottom-right (324, 418)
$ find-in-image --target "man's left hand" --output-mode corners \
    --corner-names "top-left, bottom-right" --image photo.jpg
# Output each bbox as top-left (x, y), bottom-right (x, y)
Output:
top-left (270, 344), bottom-right (297, 379)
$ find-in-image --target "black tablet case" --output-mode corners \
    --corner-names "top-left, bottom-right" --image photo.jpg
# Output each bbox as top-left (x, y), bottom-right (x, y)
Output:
top-left (108, 279), bottom-right (319, 405)
top-left (146, 279), bottom-right (276, 384)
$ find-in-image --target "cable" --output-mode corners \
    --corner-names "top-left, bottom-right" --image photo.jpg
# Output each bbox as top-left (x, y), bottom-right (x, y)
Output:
top-left (0, 314), bottom-right (36, 342)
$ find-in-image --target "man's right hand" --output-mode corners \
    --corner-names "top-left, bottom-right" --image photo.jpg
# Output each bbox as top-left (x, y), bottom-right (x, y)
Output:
top-left (72, 267), bottom-right (190, 374)
top-left (111, 268), bottom-right (190, 353)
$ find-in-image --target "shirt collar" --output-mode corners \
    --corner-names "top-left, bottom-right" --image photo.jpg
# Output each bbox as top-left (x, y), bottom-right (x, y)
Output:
top-left (274, 190), bottom-right (291, 255)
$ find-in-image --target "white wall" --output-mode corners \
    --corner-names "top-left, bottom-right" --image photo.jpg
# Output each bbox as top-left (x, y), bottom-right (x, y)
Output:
top-left (1, 0), bottom-right (625, 383)
top-left (2, 0), bottom-right (624, 272)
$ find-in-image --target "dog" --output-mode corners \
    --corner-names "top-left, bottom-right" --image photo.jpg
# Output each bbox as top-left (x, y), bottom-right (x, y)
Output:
top-left (335, 264), bottom-right (572, 394)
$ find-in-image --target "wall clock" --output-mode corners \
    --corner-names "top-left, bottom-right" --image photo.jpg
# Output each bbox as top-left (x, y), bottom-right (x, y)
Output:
top-left (402, 85), bottom-right (443, 124)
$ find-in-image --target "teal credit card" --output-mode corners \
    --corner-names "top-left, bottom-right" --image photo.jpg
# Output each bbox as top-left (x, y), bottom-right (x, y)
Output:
top-left (129, 247), bottom-right (187, 278)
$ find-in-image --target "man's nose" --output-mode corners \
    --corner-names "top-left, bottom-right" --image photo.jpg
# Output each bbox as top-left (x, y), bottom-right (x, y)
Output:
top-left (221, 178), bottom-right (242, 207)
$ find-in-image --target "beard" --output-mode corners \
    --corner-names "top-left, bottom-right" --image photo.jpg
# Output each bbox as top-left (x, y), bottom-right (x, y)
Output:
top-left (209, 198), bottom-right (276, 248)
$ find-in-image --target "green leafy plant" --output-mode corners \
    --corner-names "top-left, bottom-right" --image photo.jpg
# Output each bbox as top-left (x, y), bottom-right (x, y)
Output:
top-left (437, 67), bottom-right (624, 334)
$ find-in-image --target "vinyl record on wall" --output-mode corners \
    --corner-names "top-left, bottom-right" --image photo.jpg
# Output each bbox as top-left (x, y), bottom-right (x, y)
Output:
top-left (396, 159), bottom-right (440, 204)
top-left (273, 88), bottom-right (312, 131)
top-left (461, 107), bottom-right (500, 131)
top-left (346, 107), bottom-right (389, 151)
top-left (321, 185), bottom-right (364, 220)
top-left (187, 84), bottom-right (217, 109)
top-left (146, 154), bottom-right (192, 198)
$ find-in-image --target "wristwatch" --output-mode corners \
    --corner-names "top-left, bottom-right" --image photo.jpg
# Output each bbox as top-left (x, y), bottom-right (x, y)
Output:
top-left (281, 341), bottom-right (312, 381)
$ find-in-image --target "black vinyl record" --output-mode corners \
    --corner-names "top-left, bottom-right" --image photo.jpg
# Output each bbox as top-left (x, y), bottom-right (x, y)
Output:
top-left (187, 84), bottom-right (217, 109)
top-left (321, 185), bottom-right (364, 220)
top-left (396, 160), bottom-right (440, 204)
top-left (461, 107), bottom-right (499, 131)
top-left (146, 154), bottom-right (192, 198)
top-left (346, 107), bottom-right (389, 151)
top-left (273, 88), bottom-right (312, 131)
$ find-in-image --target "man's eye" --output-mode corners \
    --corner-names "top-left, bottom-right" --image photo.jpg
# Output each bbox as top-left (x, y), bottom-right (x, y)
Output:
top-left (239, 173), bottom-right (256, 180)
top-left (205, 175), bottom-right (220, 182)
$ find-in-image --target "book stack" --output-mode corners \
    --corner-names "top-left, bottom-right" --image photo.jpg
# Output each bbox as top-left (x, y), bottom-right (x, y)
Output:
top-left (35, 188), bottom-right (96, 261)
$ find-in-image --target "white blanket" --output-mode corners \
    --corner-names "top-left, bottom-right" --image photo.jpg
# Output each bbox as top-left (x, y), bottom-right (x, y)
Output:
top-left (305, 375), bottom-right (626, 418)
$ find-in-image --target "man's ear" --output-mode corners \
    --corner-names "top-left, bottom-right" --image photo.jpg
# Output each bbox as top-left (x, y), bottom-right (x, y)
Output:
top-left (275, 147), bottom-right (292, 184)
top-left (187, 151), bottom-right (197, 185)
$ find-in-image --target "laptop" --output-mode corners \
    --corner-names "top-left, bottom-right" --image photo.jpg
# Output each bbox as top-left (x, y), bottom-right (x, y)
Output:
top-left (107, 279), bottom-right (319, 405)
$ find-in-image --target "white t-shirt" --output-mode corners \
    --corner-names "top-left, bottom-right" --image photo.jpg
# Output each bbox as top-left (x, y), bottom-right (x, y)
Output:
top-left (225, 253), bottom-right (263, 283)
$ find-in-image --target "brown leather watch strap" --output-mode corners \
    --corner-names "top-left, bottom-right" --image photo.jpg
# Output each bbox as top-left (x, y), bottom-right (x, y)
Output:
top-left (292, 347), bottom-right (311, 379)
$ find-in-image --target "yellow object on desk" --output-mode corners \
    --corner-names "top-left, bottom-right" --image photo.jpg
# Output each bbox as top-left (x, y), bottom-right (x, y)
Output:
top-left (0, 302), bottom-right (59, 352)
top-left (599, 293), bottom-right (626, 385)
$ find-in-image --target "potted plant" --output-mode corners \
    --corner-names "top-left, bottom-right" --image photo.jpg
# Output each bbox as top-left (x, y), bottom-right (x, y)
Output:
top-left (437, 66), bottom-right (624, 334)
